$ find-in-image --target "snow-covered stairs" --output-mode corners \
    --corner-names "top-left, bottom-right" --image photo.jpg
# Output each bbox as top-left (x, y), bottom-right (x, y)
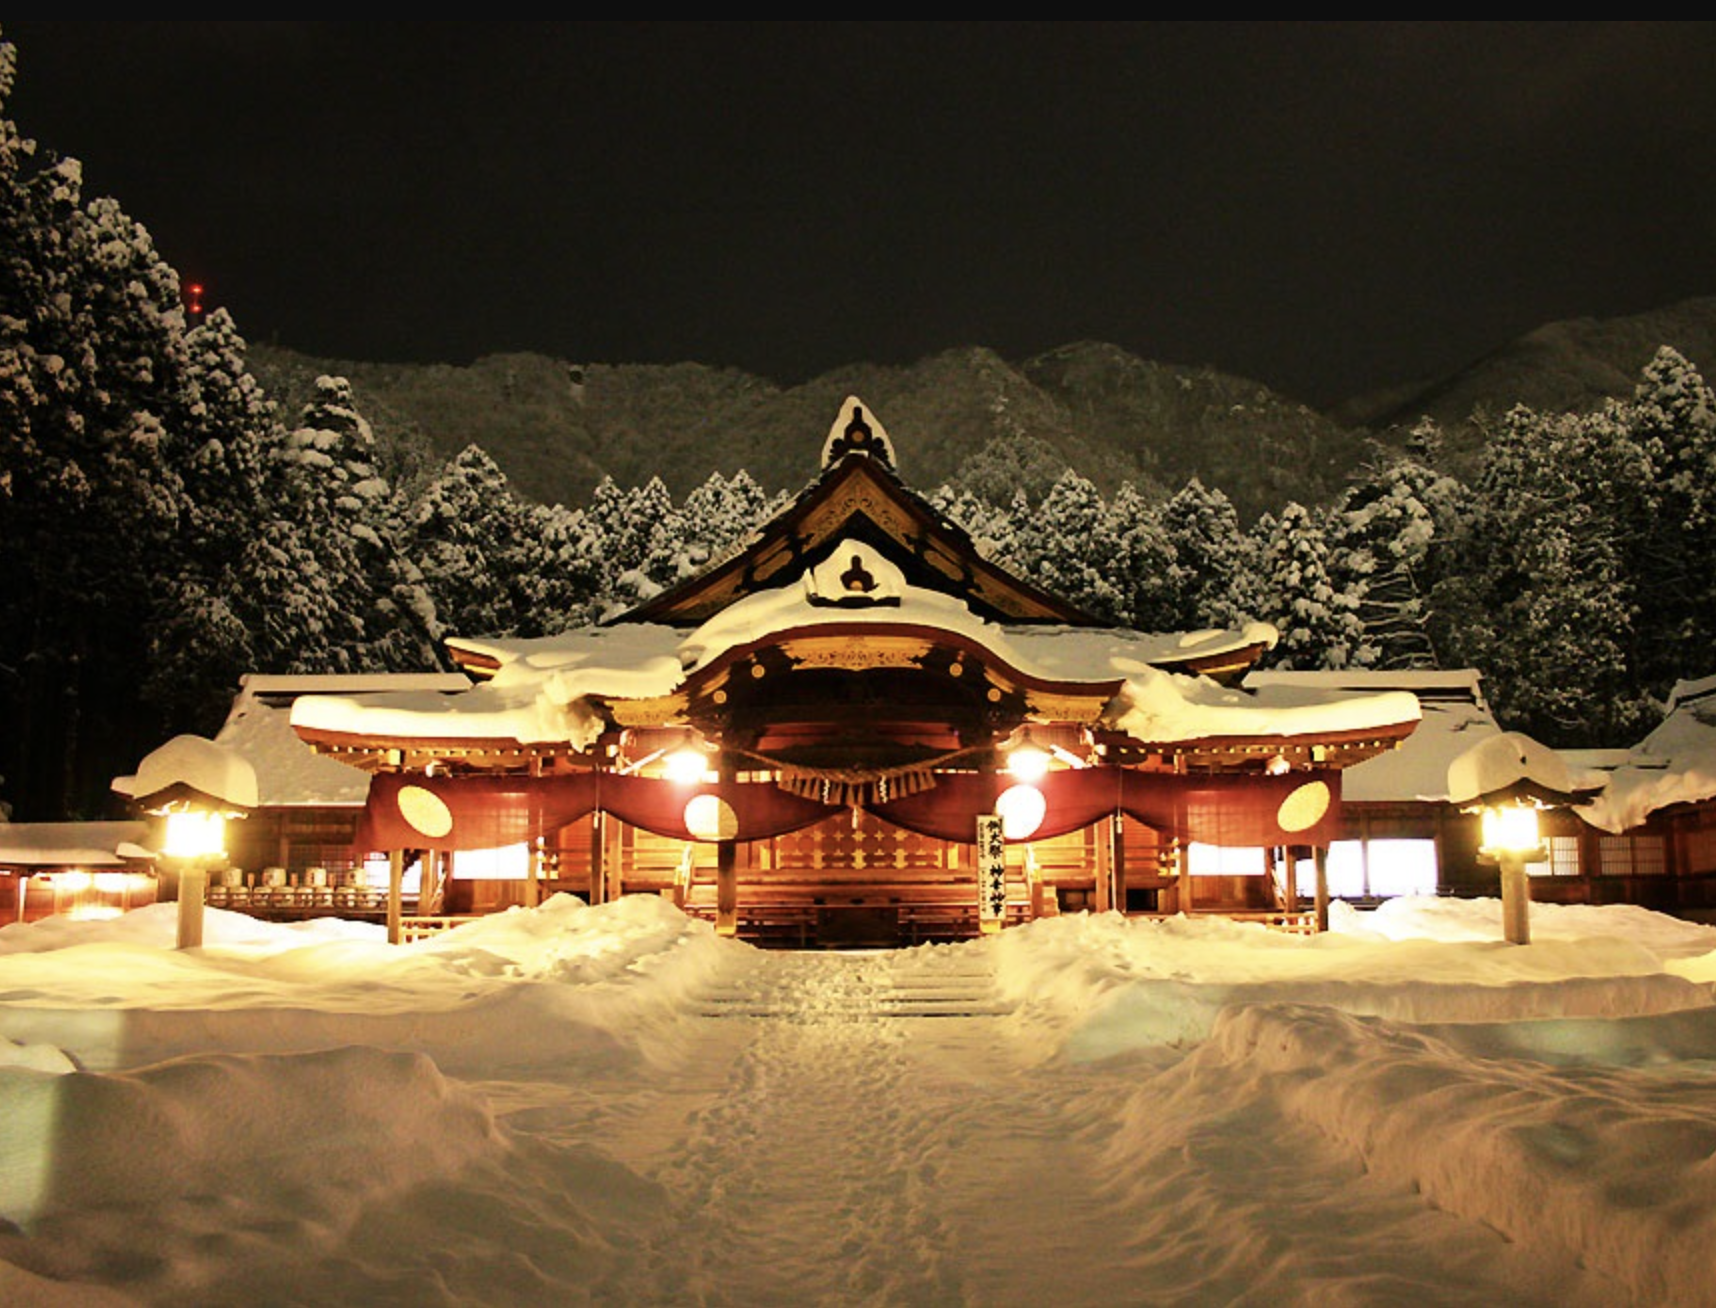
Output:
top-left (691, 948), bottom-right (1013, 1020)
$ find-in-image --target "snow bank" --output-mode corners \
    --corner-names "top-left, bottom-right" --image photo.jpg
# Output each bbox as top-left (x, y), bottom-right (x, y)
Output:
top-left (0, 895), bottom-right (737, 1076)
top-left (1104, 1002), bottom-right (1716, 1306)
top-left (1342, 893), bottom-right (1716, 957)
top-left (993, 900), bottom-right (1716, 1061)
top-left (0, 1045), bottom-right (500, 1225)
top-left (0, 1044), bottom-right (669, 1306)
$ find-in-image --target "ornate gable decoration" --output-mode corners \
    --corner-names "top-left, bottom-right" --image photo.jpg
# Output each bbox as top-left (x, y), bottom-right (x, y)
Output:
top-left (821, 397), bottom-right (897, 471)
top-left (618, 398), bottom-right (1103, 628)
top-left (806, 539), bottom-right (905, 608)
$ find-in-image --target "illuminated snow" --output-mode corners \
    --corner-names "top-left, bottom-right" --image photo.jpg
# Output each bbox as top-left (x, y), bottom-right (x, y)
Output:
top-left (1, 894), bottom-right (1715, 1304)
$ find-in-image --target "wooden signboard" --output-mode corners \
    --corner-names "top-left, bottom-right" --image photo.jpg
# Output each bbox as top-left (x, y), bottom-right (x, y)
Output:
top-left (976, 814), bottom-right (1006, 932)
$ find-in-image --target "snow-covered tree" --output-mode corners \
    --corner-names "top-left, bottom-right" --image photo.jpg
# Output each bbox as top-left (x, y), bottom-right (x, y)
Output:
top-left (0, 38), bottom-right (193, 814)
top-left (1106, 481), bottom-right (1178, 631)
top-left (274, 376), bottom-right (441, 670)
top-left (140, 308), bottom-right (277, 724)
top-left (1160, 478), bottom-right (1255, 629)
top-left (513, 498), bottom-right (606, 634)
top-left (1253, 501), bottom-right (1370, 670)
top-left (407, 443), bottom-right (530, 639)
top-left (677, 469), bottom-right (776, 578)
top-left (1017, 470), bottom-right (1126, 623)
top-left (1325, 435), bottom-right (1463, 670)
top-left (1624, 346), bottom-right (1716, 696)
top-left (926, 484), bottom-right (1018, 565)
top-left (1437, 403), bottom-right (1649, 743)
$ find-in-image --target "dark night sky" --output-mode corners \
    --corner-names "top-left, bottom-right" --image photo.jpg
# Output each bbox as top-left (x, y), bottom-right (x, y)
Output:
top-left (6, 21), bottom-right (1715, 408)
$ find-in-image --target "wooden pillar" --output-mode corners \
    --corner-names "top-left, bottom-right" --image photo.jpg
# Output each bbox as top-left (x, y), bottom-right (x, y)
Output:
top-left (1313, 845), bottom-right (1331, 933)
top-left (603, 810), bottom-right (624, 903)
top-left (387, 848), bottom-right (404, 945)
top-left (418, 850), bottom-right (447, 916)
top-left (715, 753), bottom-right (738, 935)
top-left (1094, 816), bottom-right (1115, 914)
top-left (1280, 846), bottom-right (1298, 913)
top-left (716, 838), bottom-right (738, 937)
top-left (524, 837), bottom-right (542, 908)
top-left (1172, 836), bottom-right (1190, 913)
top-left (1111, 814), bottom-right (1127, 915)
top-left (589, 810), bottom-right (605, 905)
top-left (1500, 853), bottom-right (1532, 945)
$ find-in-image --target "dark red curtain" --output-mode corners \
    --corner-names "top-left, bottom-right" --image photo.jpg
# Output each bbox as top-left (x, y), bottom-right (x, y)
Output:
top-left (1119, 768), bottom-right (1343, 847)
top-left (360, 773), bottom-right (600, 852)
top-left (600, 773), bottom-right (842, 843)
top-left (360, 771), bottom-right (842, 852)
top-left (359, 766), bottom-right (1342, 853)
top-left (871, 770), bottom-right (1124, 842)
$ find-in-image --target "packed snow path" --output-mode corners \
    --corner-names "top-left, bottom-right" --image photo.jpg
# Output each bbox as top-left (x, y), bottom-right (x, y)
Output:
top-left (633, 950), bottom-right (1007, 1303)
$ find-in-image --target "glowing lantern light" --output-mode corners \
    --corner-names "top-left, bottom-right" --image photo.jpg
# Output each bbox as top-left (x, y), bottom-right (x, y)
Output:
top-left (664, 747), bottom-right (712, 785)
top-left (55, 869), bottom-right (92, 895)
top-left (1006, 741), bottom-right (1051, 783)
top-left (1480, 803), bottom-right (1541, 856)
top-left (162, 809), bottom-right (227, 859)
top-left (995, 784), bottom-right (1047, 841)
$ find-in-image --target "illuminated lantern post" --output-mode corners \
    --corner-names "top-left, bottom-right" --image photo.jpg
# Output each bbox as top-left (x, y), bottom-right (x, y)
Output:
top-left (127, 735), bottom-right (258, 950)
top-left (985, 730), bottom-right (1052, 931)
top-left (1481, 798), bottom-right (1544, 945)
top-left (160, 805), bottom-right (228, 950)
top-left (1447, 732), bottom-right (1601, 946)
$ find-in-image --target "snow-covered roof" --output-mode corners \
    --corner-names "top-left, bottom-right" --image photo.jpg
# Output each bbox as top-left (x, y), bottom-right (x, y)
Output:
top-left (293, 551), bottom-right (1418, 754)
top-left (209, 685), bottom-right (379, 807)
top-left (1243, 671), bottom-right (1488, 802)
top-left (0, 821), bottom-right (155, 868)
top-left (1581, 674), bottom-right (1716, 832)
top-left (1445, 731), bottom-right (1606, 808)
top-left (119, 676), bottom-right (462, 809)
top-left (125, 735), bottom-right (260, 812)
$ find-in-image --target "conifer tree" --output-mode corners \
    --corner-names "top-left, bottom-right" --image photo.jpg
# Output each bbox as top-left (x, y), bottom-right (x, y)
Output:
top-left (514, 498), bottom-right (606, 634)
top-left (1160, 478), bottom-right (1255, 629)
top-left (1107, 482), bottom-right (1179, 631)
top-left (1625, 346), bottom-right (1716, 695)
top-left (407, 443), bottom-right (529, 639)
top-left (0, 37), bottom-right (189, 813)
top-left (1254, 502), bottom-right (1370, 670)
top-left (275, 376), bottom-right (441, 670)
top-left (1437, 404), bottom-right (1648, 743)
top-left (1325, 435), bottom-right (1462, 670)
top-left (1026, 470), bottom-right (1126, 623)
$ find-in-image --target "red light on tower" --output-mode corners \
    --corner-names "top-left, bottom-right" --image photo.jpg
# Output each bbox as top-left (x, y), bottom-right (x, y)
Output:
top-left (185, 282), bottom-right (206, 317)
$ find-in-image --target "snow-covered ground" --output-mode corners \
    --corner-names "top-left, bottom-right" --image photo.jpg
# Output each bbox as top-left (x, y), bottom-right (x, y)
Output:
top-left (2, 894), bottom-right (1715, 1307)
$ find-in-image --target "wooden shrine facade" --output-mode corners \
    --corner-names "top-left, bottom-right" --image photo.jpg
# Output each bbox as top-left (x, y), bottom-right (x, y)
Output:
top-left (289, 399), bottom-right (1423, 945)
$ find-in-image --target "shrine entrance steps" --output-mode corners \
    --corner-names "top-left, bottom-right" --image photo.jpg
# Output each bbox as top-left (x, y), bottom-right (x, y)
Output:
top-left (690, 948), bottom-right (1014, 1020)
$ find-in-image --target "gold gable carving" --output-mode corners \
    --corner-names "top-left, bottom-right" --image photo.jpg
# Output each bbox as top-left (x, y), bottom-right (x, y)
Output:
top-left (780, 636), bottom-right (933, 671)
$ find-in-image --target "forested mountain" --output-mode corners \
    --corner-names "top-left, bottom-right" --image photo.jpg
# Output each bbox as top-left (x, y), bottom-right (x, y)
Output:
top-left (249, 300), bottom-right (1716, 523)
top-left (1333, 297), bottom-right (1716, 461)
top-left (247, 341), bottom-right (1370, 523)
